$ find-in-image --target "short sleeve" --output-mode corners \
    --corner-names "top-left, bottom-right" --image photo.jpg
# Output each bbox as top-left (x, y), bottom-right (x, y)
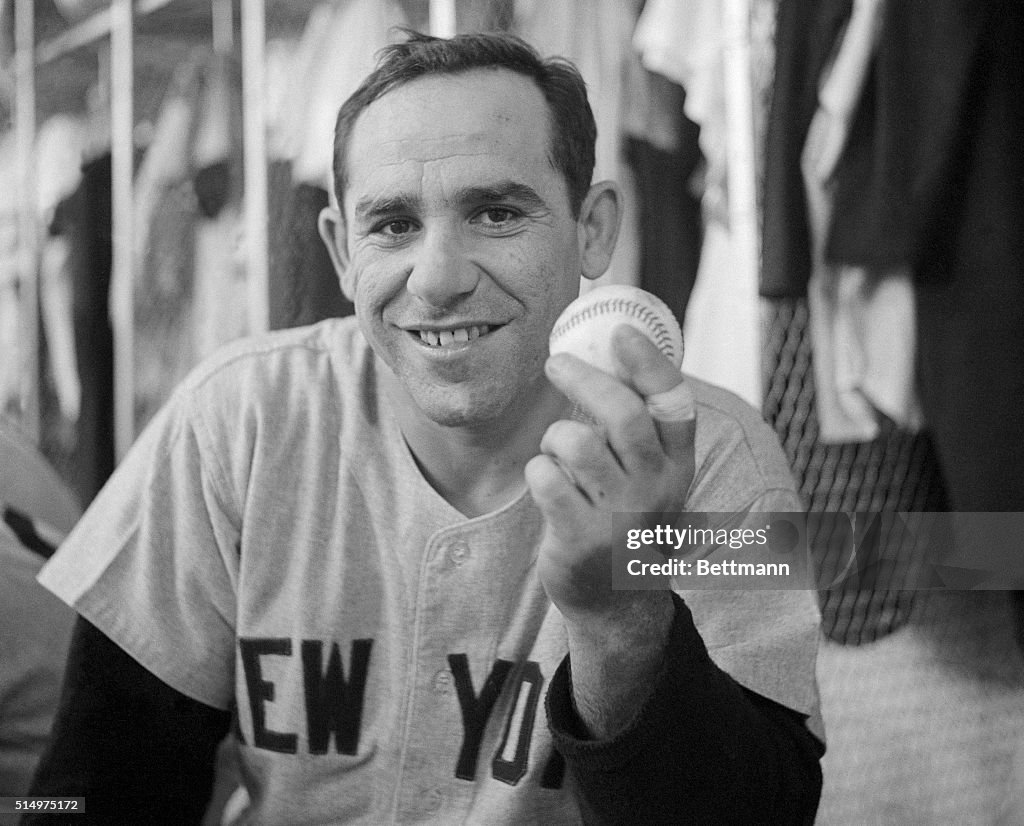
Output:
top-left (38, 391), bottom-right (241, 710)
top-left (680, 487), bottom-right (824, 743)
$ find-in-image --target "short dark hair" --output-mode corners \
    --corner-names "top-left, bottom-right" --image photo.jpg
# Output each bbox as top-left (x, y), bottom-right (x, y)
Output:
top-left (332, 30), bottom-right (597, 216)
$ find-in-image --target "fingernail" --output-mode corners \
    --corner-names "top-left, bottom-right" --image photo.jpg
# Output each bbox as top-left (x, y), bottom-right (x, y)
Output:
top-left (546, 354), bottom-right (567, 376)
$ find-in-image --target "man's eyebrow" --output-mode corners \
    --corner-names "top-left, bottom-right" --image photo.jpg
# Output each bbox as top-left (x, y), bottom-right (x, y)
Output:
top-left (354, 194), bottom-right (420, 222)
top-left (353, 182), bottom-right (549, 222)
top-left (451, 182), bottom-right (549, 212)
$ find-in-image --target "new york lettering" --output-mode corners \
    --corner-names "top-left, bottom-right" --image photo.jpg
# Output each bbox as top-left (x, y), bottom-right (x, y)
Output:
top-left (237, 639), bottom-right (564, 788)
top-left (447, 656), bottom-right (562, 787)
top-left (239, 637), bottom-right (373, 755)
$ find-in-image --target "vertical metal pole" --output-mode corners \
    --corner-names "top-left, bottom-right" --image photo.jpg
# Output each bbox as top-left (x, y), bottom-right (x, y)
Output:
top-left (110, 0), bottom-right (135, 459)
top-left (722, 0), bottom-right (761, 402)
top-left (429, 0), bottom-right (457, 37)
top-left (241, 0), bottom-right (269, 335)
top-left (14, 0), bottom-right (38, 442)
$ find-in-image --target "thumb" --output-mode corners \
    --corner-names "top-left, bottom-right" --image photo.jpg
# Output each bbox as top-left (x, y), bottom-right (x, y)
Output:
top-left (611, 325), bottom-right (696, 468)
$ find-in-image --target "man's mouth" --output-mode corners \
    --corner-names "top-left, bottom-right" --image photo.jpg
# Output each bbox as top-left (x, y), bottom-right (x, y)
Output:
top-left (415, 324), bottom-right (494, 347)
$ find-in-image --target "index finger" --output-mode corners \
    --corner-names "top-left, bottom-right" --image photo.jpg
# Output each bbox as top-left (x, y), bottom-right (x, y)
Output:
top-left (546, 325), bottom-right (696, 470)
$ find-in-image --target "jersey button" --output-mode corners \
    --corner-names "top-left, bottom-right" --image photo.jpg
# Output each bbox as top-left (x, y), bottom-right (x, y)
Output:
top-left (448, 539), bottom-right (470, 566)
top-left (432, 668), bottom-right (453, 694)
top-left (424, 788), bottom-right (444, 813)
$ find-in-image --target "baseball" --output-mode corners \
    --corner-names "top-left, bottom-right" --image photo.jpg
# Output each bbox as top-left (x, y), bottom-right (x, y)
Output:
top-left (549, 285), bottom-right (684, 377)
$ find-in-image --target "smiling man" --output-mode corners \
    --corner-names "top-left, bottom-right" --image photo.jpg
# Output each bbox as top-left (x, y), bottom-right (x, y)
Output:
top-left (28, 32), bottom-right (823, 825)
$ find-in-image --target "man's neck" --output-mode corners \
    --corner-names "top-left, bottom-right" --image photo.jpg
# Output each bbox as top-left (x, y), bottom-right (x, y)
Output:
top-left (381, 368), bottom-right (569, 519)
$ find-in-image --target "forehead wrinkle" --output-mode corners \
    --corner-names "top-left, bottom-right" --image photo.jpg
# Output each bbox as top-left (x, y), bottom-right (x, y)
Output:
top-left (353, 149), bottom-right (554, 212)
top-left (371, 137), bottom-right (506, 167)
top-left (348, 75), bottom-right (565, 215)
top-left (345, 71), bottom-right (564, 211)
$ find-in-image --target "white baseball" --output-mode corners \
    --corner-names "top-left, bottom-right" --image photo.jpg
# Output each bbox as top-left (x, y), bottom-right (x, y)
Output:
top-left (549, 285), bottom-right (684, 377)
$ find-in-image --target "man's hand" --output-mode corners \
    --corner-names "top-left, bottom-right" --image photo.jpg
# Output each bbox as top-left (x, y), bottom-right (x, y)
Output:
top-left (526, 323), bottom-right (696, 617)
top-left (525, 324), bottom-right (697, 738)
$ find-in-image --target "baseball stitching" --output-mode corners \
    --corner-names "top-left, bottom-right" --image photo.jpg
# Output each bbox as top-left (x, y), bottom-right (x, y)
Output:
top-left (550, 297), bottom-right (679, 361)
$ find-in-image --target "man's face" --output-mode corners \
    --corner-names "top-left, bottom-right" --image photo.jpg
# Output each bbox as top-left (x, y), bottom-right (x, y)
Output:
top-left (338, 69), bottom-right (586, 428)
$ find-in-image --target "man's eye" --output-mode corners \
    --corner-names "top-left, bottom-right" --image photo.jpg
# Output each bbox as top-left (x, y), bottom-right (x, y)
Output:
top-left (474, 207), bottom-right (518, 226)
top-left (375, 219), bottom-right (415, 237)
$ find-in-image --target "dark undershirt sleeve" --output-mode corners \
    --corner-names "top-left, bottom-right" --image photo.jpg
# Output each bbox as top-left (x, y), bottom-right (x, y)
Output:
top-left (22, 617), bottom-right (231, 826)
top-left (546, 593), bottom-right (824, 826)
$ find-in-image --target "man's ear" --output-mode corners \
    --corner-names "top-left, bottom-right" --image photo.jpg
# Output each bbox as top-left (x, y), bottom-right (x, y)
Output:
top-left (577, 180), bottom-right (622, 282)
top-left (317, 206), bottom-right (355, 301)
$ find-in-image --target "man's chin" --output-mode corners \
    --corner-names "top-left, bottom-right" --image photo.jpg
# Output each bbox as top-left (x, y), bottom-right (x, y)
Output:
top-left (421, 399), bottom-right (509, 430)
top-left (413, 382), bottom-right (528, 429)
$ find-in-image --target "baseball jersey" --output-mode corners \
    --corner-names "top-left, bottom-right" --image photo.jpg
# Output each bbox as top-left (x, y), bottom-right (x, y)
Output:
top-left (39, 318), bottom-right (820, 824)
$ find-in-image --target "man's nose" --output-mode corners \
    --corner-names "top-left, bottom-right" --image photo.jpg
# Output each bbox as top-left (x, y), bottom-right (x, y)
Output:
top-left (405, 226), bottom-right (480, 308)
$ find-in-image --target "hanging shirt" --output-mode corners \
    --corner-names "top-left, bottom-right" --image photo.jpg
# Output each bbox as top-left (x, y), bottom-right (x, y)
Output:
top-left (801, 0), bottom-right (922, 442)
top-left (286, 0), bottom-right (408, 190)
top-left (515, 0), bottom-right (645, 289)
top-left (634, 0), bottom-right (765, 408)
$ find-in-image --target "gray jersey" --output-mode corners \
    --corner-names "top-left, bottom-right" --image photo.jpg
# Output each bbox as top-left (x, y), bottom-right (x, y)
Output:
top-left (40, 318), bottom-right (820, 824)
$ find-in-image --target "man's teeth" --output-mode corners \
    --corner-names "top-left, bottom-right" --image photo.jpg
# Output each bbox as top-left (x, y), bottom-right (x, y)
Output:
top-left (418, 325), bottom-right (490, 346)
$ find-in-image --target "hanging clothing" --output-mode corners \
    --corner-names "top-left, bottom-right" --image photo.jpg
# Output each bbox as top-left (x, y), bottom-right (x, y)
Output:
top-left (130, 57), bottom-right (205, 433)
top-left (34, 115), bottom-right (88, 221)
top-left (457, 0), bottom-right (516, 33)
top-left (190, 53), bottom-right (249, 365)
top-left (285, 0), bottom-right (408, 190)
top-left (48, 154), bottom-right (116, 507)
top-left (800, 0), bottom-right (922, 442)
top-left (515, 0), bottom-right (644, 289)
top-left (624, 77), bottom-right (704, 325)
top-left (633, 0), bottom-right (769, 408)
top-left (261, 2), bottom-right (395, 331)
top-left (268, 172), bottom-right (353, 330)
top-left (827, 1), bottom-right (997, 269)
top-left (192, 204), bottom-right (249, 361)
top-left (761, 0), bottom-right (852, 298)
top-left (0, 133), bottom-right (22, 419)
top-left (34, 116), bottom-right (89, 427)
top-left (622, 49), bottom-right (704, 322)
top-left (805, 269), bottom-right (921, 442)
top-left (765, 0), bottom-right (1024, 510)
top-left (128, 50), bottom-right (257, 432)
top-left (830, 0), bottom-right (1024, 510)
top-left (760, 0), bottom-right (930, 648)
top-left (634, 0), bottom-right (728, 224)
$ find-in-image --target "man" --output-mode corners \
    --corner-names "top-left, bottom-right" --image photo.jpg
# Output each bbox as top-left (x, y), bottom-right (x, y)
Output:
top-left (28, 32), bottom-right (822, 824)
